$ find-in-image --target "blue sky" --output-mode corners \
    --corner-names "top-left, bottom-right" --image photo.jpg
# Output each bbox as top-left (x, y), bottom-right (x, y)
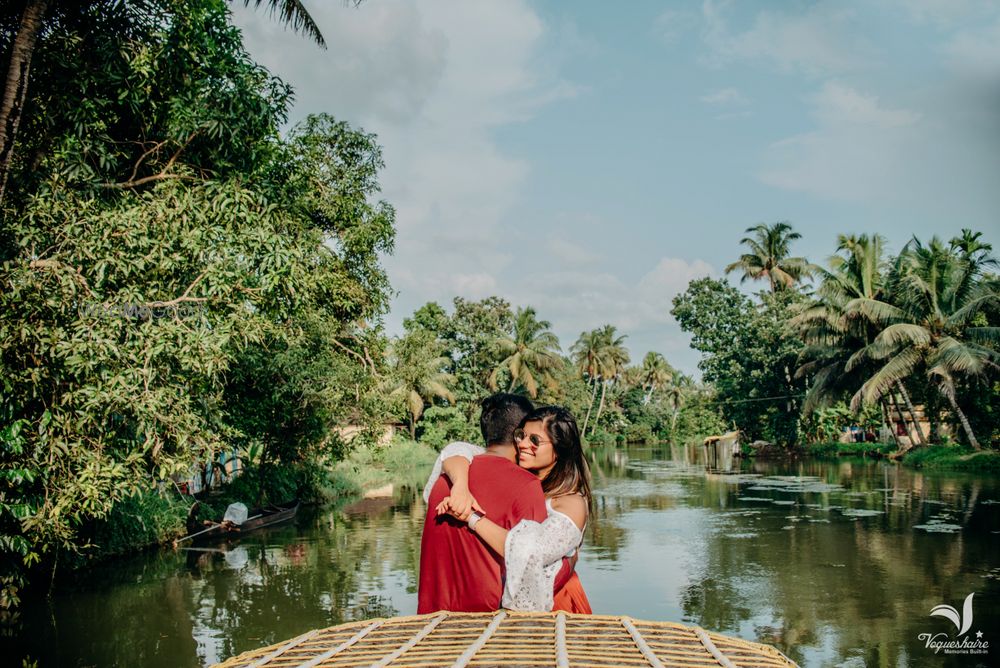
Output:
top-left (232, 1), bottom-right (1000, 374)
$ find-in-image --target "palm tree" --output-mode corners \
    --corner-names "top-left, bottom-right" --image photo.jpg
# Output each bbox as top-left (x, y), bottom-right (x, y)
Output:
top-left (385, 332), bottom-right (455, 439)
top-left (793, 234), bottom-right (928, 448)
top-left (571, 329), bottom-right (603, 434)
top-left (726, 221), bottom-right (815, 292)
top-left (664, 371), bottom-right (693, 436)
top-left (640, 352), bottom-right (674, 404)
top-left (489, 307), bottom-right (562, 399)
top-left (591, 325), bottom-right (629, 434)
top-left (845, 236), bottom-right (999, 450)
top-left (621, 364), bottom-right (645, 390)
top-left (794, 235), bottom-right (886, 407)
top-left (0, 0), bottom-right (51, 202)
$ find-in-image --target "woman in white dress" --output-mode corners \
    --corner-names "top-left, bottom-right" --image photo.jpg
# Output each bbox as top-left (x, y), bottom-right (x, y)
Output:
top-left (427, 406), bottom-right (593, 613)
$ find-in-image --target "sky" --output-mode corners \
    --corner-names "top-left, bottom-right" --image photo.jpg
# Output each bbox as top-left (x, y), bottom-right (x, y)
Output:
top-left (231, 0), bottom-right (1000, 375)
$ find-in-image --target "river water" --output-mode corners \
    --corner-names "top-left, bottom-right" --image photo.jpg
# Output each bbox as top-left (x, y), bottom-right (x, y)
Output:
top-left (5, 445), bottom-right (999, 667)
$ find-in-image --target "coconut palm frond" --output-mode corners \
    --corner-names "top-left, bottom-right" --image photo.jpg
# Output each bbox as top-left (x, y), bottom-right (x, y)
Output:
top-left (856, 348), bottom-right (921, 408)
top-left (874, 323), bottom-right (931, 348)
top-left (802, 363), bottom-right (842, 414)
top-left (844, 297), bottom-right (905, 325)
top-left (966, 327), bottom-right (1000, 346)
top-left (243, 0), bottom-right (327, 47)
top-left (930, 338), bottom-right (985, 376)
top-left (948, 292), bottom-right (1000, 326)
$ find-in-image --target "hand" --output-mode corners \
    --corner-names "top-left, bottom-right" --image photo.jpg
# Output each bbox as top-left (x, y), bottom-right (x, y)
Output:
top-left (435, 484), bottom-right (484, 521)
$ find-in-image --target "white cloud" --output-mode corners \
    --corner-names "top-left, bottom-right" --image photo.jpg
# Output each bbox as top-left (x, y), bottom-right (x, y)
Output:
top-left (700, 87), bottom-right (749, 107)
top-left (759, 83), bottom-right (921, 201)
top-left (812, 82), bottom-right (920, 128)
top-left (758, 80), bottom-right (1000, 220)
top-left (700, 0), bottom-right (872, 76)
top-left (942, 18), bottom-right (1000, 78)
top-left (511, 257), bottom-right (714, 370)
top-left (233, 3), bottom-right (447, 125)
top-left (547, 238), bottom-right (599, 266)
top-left (231, 0), bottom-right (579, 324)
top-left (638, 258), bottom-right (716, 308)
top-left (893, 0), bottom-right (991, 27)
top-left (654, 8), bottom-right (699, 44)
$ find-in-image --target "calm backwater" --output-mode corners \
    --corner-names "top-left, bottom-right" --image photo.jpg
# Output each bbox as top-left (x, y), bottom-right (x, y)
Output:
top-left (5, 445), bottom-right (999, 667)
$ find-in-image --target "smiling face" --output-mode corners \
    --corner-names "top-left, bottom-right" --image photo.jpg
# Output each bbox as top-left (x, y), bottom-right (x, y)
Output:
top-left (515, 419), bottom-right (557, 479)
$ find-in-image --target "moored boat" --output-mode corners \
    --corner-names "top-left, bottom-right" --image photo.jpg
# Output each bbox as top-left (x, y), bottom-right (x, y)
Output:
top-left (182, 499), bottom-right (300, 543)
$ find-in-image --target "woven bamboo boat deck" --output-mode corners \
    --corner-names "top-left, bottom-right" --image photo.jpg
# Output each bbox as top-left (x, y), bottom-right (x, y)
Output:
top-left (213, 611), bottom-right (798, 668)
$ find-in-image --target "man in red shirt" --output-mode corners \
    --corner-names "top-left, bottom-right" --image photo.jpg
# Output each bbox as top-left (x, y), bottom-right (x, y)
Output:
top-left (418, 394), bottom-right (548, 613)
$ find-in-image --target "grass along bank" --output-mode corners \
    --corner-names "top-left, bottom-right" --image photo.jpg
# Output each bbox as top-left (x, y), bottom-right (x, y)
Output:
top-left (901, 445), bottom-right (1000, 472)
top-left (805, 441), bottom-right (1000, 472)
top-left (325, 438), bottom-right (439, 500)
top-left (804, 441), bottom-right (896, 458)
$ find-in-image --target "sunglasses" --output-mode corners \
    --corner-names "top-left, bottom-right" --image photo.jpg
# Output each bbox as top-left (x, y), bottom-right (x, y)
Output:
top-left (513, 428), bottom-right (553, 452)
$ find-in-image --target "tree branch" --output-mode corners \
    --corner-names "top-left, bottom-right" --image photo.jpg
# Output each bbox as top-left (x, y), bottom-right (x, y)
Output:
top-left (143, 269), bottom-right (210, 307)
top-left (102, 130), bottom-right (200, 189)
top-left (331, 336), bottom-right (378, 375)
top-left (29, 257), bottom-right (94, 295)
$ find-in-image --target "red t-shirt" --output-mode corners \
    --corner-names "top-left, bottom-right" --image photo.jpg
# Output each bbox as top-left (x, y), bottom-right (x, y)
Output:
top-left (418, 454), bottom-right (547, 613)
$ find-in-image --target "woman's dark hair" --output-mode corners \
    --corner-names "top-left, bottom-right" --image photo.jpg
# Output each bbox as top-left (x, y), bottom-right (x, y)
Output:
top-left (520, 406), bottom-right (591, 504)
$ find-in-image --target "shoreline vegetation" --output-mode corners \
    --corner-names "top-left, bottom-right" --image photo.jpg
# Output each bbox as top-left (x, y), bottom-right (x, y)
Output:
top-left (785, 441), bottom-right (1000, 471)
top-left (0, 2), bottom-right (996, 614)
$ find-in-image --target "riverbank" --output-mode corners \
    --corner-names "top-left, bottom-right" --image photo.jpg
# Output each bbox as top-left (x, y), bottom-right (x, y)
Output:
top-left (74, 439), bottom-right (440, 569)
top-left (900, 444), bottom-right (1000, 471)
top-left (804, 441), bottom-right (1000, 471)
top-left (803, 441), bottom-right (896, 458)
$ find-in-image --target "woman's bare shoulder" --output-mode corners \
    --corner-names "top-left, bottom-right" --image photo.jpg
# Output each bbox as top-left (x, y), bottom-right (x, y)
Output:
top-left (550, 493), bottom-right (588, 529)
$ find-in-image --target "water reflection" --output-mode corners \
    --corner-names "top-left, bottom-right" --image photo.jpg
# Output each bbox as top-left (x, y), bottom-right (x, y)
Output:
top-left (4, 445), bottom-right (999, 667)
top-left (583, 444), bottom-right (999, 667)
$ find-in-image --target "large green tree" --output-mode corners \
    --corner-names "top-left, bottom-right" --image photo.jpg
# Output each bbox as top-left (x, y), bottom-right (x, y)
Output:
top-left (590, 325), bottom-right (630, 434)
top-left (640, 351), bottom-right (674, 404)
top-left (570, 329), bottom-right (603, 434)
top-left (0, 0), bottom-right (329, 202)
top-left (0, 0), bottom-right (393, 607)
top-left (672, 278), bottom-right (806, 444)
top-left (794, 233), bottom-right (930, 449)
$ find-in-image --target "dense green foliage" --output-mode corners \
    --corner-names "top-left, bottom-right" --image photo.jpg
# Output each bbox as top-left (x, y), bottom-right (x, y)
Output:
top-left (0, 0), bottom-right (393, 608)
top-left (385, 297), bottom-right (704, 450)
top-left (672, 278), bottom-right (806, 444)
top-left (673, 223), bottom-right (999, 455)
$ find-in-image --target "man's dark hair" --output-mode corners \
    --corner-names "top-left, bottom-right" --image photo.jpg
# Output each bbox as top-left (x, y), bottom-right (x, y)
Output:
top-left (479, 393), bottom-right (534, 446)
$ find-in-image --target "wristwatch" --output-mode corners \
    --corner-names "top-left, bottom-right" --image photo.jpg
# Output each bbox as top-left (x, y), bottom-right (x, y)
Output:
top-left (467, 512), bottom-right (483, 531)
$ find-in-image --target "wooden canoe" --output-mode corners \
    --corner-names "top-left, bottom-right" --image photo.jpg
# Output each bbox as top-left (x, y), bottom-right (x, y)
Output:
top-left (186, 499), bottom-right (300, 542)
